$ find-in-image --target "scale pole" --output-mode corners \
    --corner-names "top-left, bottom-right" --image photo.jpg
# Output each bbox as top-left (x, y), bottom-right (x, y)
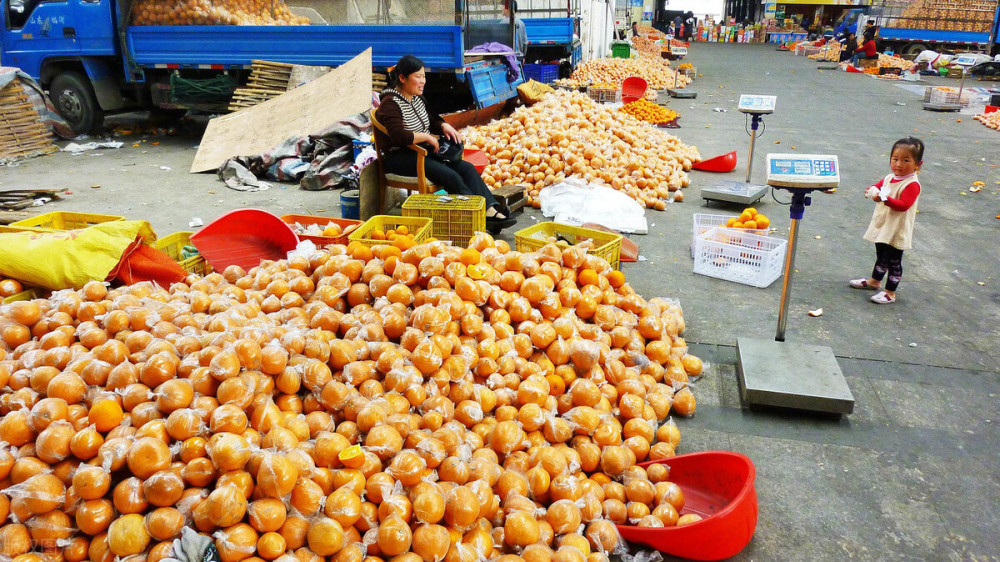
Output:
top-left (776, 191), bottom-right (809, 342)
top-left (746, 114), bottom-right (761, 183)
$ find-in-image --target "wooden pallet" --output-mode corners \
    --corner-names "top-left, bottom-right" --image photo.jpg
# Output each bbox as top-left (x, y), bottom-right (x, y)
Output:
top-left (0, 80), bottom-right (55, 161)
top-left (228, 60), bottom-right (295, 111)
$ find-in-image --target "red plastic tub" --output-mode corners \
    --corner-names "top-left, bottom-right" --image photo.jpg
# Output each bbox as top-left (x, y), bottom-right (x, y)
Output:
top-left (616, 451), bottom-right (757, 561)
top-left (190, 209), bottom-right (299, 272)
top-left (692, 151), bottom-right (738, 173)
top-left (985, 105), bottom-right (999, 114)
top-left (622, 76), bottom-right (649, 104)
top-left (464, 148), bottom-right (490, 175)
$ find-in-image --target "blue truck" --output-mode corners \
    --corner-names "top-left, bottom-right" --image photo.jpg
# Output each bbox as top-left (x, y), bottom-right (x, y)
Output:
top-left (833, 1), bottom-right (1000, 56)
top-left (521, 0), bottom-right (580, 70)
top-left (0, 0), bottom-right (522, 134)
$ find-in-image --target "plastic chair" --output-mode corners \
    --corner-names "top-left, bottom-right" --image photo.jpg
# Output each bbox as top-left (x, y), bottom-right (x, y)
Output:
top-left (369, 110), bottom-right (436, 214)
top-left (621, 76), bottom-right (648, 104)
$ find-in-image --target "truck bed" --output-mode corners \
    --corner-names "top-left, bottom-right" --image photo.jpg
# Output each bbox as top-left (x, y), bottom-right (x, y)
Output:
top-left (126, 24), bottom-right (464, 70)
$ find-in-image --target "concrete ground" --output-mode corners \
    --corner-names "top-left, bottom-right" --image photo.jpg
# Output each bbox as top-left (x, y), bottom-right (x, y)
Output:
top-left (3, 42), bottom-right (999, 560)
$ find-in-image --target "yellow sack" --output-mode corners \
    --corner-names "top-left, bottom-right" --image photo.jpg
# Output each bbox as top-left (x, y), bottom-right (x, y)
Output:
top-left (0, 220), bottom-right (156, 290)
top-left (517, 79), bottom-right (555, 105)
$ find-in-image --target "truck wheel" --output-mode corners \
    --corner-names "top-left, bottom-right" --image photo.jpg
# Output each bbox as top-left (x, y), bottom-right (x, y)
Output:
top-left (50, 72), bottom-right (104, 135)
top-left (902, 43), bottom-right (928, 56)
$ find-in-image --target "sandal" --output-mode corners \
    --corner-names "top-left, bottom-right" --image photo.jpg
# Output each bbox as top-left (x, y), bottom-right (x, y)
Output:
top-left (849, 278), bottom-right (879, 290)
top-left (870, 291), bottom-right (895, 304)
top-left (485, 215), bottom-right (516, 235)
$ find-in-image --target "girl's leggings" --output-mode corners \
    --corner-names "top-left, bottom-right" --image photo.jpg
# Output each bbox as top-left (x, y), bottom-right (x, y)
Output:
top-left (872, 243), bottom-right (904, 291)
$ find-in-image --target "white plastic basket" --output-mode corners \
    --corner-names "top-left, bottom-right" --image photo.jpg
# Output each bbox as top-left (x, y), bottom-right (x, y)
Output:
top-left (691, 214), bottom-right (768, 257)
top-left (693, 227), bottom-right (788, 288)
top-left (928, 87), bottom-right (975, 107)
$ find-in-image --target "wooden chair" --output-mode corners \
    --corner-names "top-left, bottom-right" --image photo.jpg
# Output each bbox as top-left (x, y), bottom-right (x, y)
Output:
top-left (368, 110), bottom-right (436, 214)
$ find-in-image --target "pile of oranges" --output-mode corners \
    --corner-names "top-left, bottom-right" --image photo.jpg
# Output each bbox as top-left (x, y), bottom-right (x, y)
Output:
top-left (0, 232), bottom-right (704, 562)
top-left (357, 225), bottom-right (419, 251)
top-left (725, 207), bottom-right (770, 230)
top-left (131, 0), bottom-right (309, 26)
top-left (618, 99), bottom-right (678, 125)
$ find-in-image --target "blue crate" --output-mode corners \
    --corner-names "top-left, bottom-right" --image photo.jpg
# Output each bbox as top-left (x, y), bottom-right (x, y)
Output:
top-left (523, 63), bottom-right (559, 83)
top-left (352, 139), bottom-right (373, 160)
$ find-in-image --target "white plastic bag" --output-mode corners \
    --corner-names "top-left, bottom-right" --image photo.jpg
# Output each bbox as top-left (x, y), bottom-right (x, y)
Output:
top-left (539, 177), bottom-right (648, 234)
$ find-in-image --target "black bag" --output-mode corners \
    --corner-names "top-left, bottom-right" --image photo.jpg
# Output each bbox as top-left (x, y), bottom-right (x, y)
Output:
top-left (421, 139), bottom-right (464, 164)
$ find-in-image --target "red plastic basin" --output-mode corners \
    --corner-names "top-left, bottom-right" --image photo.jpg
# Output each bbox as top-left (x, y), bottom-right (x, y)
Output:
top-left (985, 105), bottom-right (999, 114)
top-left (190, 209), bottom-right (299, 272)
top-left (464, 148), bottom-right (490, 175)
top-left (617, 451), bottom-right (757, 561)
top-left (622, 76), bottom-right (649, 104)
top-left (692, 151), bottom-right (738, 172)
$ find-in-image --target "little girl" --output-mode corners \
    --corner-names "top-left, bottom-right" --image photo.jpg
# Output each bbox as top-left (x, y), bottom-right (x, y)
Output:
top-left (850, 137), bottom-right (924, 304)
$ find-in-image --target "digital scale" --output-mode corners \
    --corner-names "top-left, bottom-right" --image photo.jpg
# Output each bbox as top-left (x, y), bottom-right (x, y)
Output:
top-left (736, 153), bottom-right (856, 415)
top-left (666, 45), bottom-right (697, 99)
top-left (702, 94), bottom-right (776, 205)
top-left (923, 54), bottom-right (978, 112)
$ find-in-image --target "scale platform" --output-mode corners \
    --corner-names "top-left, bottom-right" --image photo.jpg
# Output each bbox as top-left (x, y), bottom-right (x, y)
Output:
top-left (667, 89), bottom-right (697, 99)
top-left (922, 103), bottom-right (961, 112)
top-left (817, 63), bottom-right (839, 70)
top-left (702, 180), bottom-right (768, 204)
top-left (737, 337), bottom-right (855, 414)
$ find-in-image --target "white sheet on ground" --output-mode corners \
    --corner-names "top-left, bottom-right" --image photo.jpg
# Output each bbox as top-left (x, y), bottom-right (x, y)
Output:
top-left (539, 177), bottom-right (648, 234)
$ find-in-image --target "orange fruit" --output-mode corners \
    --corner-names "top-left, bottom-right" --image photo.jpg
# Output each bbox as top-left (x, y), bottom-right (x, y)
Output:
top-left (88, 400), bottom-right (124, 433)
top-left (108, 513), bottom-right (151, 557)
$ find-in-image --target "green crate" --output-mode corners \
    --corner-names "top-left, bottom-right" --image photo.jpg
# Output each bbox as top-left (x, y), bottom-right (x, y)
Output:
top-left (515, 222), bottom-right (623, 270)
top-left (611, 43), bottom-right (631, 58)
top-left (155, 231), bottom-right (212, 276)
top-left (402, 195), bottom-right (485, 248)
top-left (347, 215), bottom-right (433, 248)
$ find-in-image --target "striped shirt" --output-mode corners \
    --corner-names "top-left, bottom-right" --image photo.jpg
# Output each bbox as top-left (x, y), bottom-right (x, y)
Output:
top-left (386, 89), bottom-right (430, 134)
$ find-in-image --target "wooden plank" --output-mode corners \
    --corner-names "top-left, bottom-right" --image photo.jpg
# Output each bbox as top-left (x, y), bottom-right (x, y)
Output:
top-left (251, 59), bottom-right (296, 68)
top-left (192, 49), bottom-right (373, 173)
top-left (0, 210), bottom-right (33, 224)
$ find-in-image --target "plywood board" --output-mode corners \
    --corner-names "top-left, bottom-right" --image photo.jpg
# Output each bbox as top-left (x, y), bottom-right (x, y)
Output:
top-left (190, 49), bottom-right (372, 174)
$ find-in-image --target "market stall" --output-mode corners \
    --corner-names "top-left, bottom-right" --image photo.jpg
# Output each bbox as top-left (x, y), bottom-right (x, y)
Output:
top-left (0, 202), bottom-right (759, 562)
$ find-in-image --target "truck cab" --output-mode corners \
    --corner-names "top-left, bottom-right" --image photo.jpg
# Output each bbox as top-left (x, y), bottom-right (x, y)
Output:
top-left (832, 8), bottom-right (867, 39)
top-left (2, 0), bottom-right (123, 132)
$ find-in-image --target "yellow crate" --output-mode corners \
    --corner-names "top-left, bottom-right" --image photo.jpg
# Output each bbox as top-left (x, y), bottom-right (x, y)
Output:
top-left (515, 222), bottom-right (623, 270)
top-left (347, 215), bottom-right (433, 248)
top-left (2, 287), bottom-right (43, 305)
top-left (155, 231), bottom-right (212, 276)
top-left (401, 194), bottom-right (485, 248)
top-left (9, 211), bottom-right (125, 232)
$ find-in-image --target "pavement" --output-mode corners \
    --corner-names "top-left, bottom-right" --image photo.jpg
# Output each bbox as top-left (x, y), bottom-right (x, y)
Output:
top-left (3, 42), bottom-right (1000, 561)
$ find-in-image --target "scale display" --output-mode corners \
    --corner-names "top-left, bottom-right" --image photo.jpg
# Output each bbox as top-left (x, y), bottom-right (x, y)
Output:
top-left (952, 55), bottom-right (978, 66)
top-left (670, 45), bottom-right (688, 56)
top-left (738, 94), bottom-right (776, 114)
top-left (766, 153), bottom-right (840, 189)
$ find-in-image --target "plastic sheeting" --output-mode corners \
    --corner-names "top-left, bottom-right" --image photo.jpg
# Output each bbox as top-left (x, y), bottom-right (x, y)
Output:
top-left (539, 177), bottom-right (648, 234)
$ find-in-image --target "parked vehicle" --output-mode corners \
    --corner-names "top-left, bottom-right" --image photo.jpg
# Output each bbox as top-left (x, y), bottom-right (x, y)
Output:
top-left (833, 1), bottom-right (1000, 56)
top-left (0, 0), bottom-right (522, 134)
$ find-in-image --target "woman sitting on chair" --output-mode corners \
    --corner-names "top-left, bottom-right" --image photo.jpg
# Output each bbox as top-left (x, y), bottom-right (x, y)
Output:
top-left (374, 54), bottom-right (516, 234)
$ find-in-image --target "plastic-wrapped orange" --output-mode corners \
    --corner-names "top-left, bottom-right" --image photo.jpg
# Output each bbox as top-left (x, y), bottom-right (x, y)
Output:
top-left (108, 513), bottom-right (151, 556)
top-left (378, 514), bottom-right (413, 556)
top-left (215, 522), bottom-right (258, 562)
top-left (146, 506), bottom-right (185, 540)
top-left (21, 473), bottom-right (64, 514)
top-left (306, 516), bottom-right (345, 556)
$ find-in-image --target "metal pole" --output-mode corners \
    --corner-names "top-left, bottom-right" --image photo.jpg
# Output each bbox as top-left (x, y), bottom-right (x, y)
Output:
top-left (775, 216), bottom-right (799, 341)
top-left (745, 114), bottom-right (760, 183)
